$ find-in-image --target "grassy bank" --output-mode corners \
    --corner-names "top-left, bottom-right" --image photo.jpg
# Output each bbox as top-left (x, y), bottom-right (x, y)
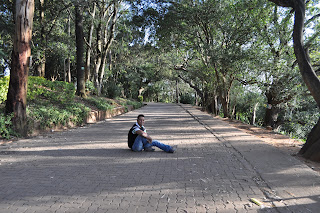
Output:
top-left (0, 76), bottom-right (142, 139)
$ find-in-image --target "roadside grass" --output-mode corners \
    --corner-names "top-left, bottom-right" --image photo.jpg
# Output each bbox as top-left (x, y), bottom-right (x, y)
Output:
top-left (0, 76), bottom-right (142, 139)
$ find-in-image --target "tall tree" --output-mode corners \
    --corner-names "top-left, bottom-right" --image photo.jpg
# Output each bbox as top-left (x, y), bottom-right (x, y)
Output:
top-left (75, 2), bottom-right (86, 97)
top-left (32, 0), bottom-right (72, 78)
top-left (92, 0), bottom-right (119, 96)
top-left (84, 1), bottom-right (96, 82)
top-left (240, 4), bottom-right (300, 129)
top-left (268, 0), bottom-right (320, 161)
top-left (158, 0), bottom-right (261, 116)
top-left (37, 0), bottom-right (45, 77)
top-left (5, 0), bottom-right (35, 136)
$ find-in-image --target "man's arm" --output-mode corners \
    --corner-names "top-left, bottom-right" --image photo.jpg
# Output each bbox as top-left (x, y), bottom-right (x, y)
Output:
top-left (136, 130), bottom-right (152, 143)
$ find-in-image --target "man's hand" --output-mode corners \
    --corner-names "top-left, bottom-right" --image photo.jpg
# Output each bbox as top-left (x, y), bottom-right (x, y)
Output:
top-left (147, 136), bottom-right (152, 143)
top-left (136, 130), bottom-right (152, 143)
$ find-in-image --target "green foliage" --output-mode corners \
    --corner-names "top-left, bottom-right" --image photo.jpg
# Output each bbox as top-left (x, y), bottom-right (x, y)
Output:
top-left (85, 81), bottom-right (97, 95)
top-left (0, 76), bottom-right (141, 136)
top-left (0, 76), bottom-right (9, 104)
top-left (230, 84), bottom-right (266, 126)
top-left (27, 77), bottom-right (89, 129)
top-left (85, 97), bottom-right (114, 111)
top-left (28, 76), bottom-right (75, 104)
top-left (180, 93), bottom-right (195, 105)
top-left (28, 103), bottom-right (90, 128)
top-left (104, 81), bottom-right (122, 99)
top-left (124, 99), bottom-right (143, 109)
top-left (278, 96), bottom-right (320, 139)
top-left (0, 113), bottom-right (15, 139)
top-left (138, 95), bottom-right (143, 102)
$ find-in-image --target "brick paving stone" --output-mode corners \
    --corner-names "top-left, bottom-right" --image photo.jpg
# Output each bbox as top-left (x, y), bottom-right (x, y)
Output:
top-left (1, 103), bottom-right (319, 212)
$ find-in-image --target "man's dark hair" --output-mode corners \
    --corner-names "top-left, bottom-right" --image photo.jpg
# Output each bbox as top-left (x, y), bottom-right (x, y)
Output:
top-left (137, 114), bottom-right (145, 119)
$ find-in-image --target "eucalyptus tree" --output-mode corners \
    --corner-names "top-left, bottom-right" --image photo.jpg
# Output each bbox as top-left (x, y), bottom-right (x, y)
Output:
top-left (84, 1), bottom-right (96, 82)
top-left (267, 0), bottom-right (320, 161)
top-left (5, 0), bottom-right (35, 136)
top-left (91, 0), bottom-right (120, 96)
top-left (74, 1), bottom-right (86, 97)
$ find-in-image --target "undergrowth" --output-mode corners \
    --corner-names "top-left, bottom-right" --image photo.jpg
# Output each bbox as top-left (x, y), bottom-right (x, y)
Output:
top-left (0, 76), bottom-right (142, 139)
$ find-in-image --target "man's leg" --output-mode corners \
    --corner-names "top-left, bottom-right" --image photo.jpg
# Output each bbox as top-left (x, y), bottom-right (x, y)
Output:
top-left (132, 135), bottom-right (154, 151)
top-left (131, 135), bottom-right (144, 151)
top-left (151, 140), bottom-right (176, 153)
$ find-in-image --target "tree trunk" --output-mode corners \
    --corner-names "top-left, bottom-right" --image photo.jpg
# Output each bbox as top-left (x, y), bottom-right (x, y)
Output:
top-left (178, 74), bottom-right (205, 105)
top-left (220, 96), bottom-right (229, 118)
top-left (291, 1), bottom-right (320, 161)
top-left (299, 118), bottom-right (320, 161)
top-left (251, 103), bottom-right (259, 125)
top-left (98, 50), bottom-right (108, 95)
top-left (66, 13), bottom-right (71, 83)
top-left (214, 66), bottom-right (230, 118)
top-left (263, 90), bottom-right (280, 128)
top-left (94, 18), bottom-right (103, 95)
top-left (36, 0), bottom-right (45, 77)
top-left (6, 0), bottom-right (35, 136)
top-left (37, 55), bottom-right (45, 77)
top-left (75, 3), bottom-right (86, 97)
top-left (269, 0), bottom-right (320, 161)
top-left (176, 79), bottom-right (179, 103)
top-left (85, 2), bottom-right (96, 83)
top-left (264, 105), bottom-right (280, 128)
top-left (98, 2), bottom-right (118, 95)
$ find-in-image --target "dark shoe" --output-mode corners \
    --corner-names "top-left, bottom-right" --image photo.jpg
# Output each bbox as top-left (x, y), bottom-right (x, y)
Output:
top-left (168, 145), bottom-right (177, 153)
top-left (144, 147), bottom-right (155, 152)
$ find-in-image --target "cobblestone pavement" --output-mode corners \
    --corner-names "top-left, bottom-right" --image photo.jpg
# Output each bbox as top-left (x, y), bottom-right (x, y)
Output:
top-left (0, 103), bottom-right (319, 213)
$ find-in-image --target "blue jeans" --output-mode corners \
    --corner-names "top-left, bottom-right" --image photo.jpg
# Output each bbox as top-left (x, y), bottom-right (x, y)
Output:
top-left (132, 135), bottom-right (172, 152)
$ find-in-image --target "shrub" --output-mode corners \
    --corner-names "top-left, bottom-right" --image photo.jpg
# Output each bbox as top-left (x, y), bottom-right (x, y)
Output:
top-left (27, 76), bottom-right (75, 104)
top-left (180, 93), bottom-right (195, 104)
top-left (85, 81), bottom-right (97, 95)
top-left (0, 76), bottom-right (9, 104)
top-left (85, 97), bottom-right (114, 111)
top-left (28, 103), bottom-right (90, 128)
top-left (0, 113), bottom-right (15, 139)
top-left (27, 77), bottom-right (89, 129)
top-left (104, 81), bottom-right (122, 99)
top-left (1, 76), bottom-right (142, 136)
top-left (126, 99), bottom-right (143, 109)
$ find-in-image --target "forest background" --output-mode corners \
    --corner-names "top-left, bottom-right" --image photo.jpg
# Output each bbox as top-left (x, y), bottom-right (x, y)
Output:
top-left (0, 0), bottom-right (320, 160)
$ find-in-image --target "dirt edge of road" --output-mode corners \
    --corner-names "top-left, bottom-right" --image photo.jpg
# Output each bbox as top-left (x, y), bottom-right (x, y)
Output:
top-left (215, 116), bottom-right (320, 174)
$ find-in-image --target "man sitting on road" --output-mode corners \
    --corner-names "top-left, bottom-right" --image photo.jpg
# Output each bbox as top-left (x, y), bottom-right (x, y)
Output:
top-left (128, 114), bottom-right (177, 153)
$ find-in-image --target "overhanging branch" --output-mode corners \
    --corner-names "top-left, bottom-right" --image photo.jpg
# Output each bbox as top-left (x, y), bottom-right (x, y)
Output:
top-left (268, 0), bottom-right (294, 8)
top-left (178, 74), bottom-right (204, 100)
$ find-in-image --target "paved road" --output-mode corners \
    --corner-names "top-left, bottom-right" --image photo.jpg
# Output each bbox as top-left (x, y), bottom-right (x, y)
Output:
top-left (0, 103), bottom-right (319, 213)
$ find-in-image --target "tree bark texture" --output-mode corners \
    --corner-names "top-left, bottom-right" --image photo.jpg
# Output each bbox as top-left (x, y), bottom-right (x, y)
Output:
top-left (36, 0), bottom-right (45, 77)
top-left (251, 103), bottom-right (259, 125)
top-left (6, 0), bottom-right (35, 136)
top-left (268, 0), bottom-right (320, 161)
top-left (75, 3), bottom-right (86, 97)
top-left (66, 13), bottom-right (71, 82)
top-left (263, 89), bottom-right (281, 128)
top-left (292, 2), bottom-right (320, 107)
top-left (291, 1), bottom-right (320, 161)
top-left (85, 2), bottom-right (96, 82)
